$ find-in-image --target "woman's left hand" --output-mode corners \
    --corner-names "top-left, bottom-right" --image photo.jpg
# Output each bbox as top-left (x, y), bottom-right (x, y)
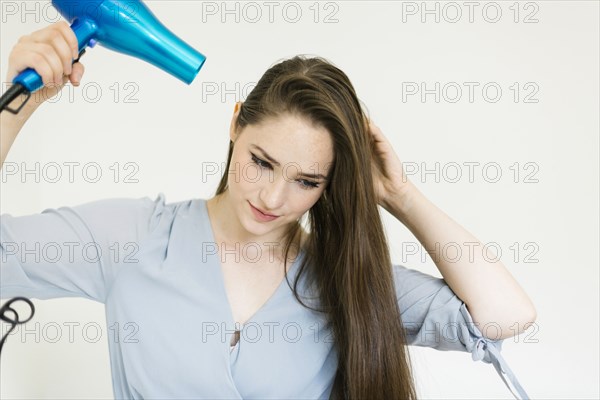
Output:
top-left (368, 120), bottom-right (413, 208)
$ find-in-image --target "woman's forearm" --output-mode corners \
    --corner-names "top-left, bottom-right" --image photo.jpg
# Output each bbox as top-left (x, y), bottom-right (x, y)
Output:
top-left (385, 181), bottom-right (537, 340)
top-left (0, 94), bottom-right (39, 170)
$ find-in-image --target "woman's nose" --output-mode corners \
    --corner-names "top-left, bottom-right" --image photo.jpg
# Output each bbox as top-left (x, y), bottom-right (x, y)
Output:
top-left (259, 176), bottom-right (287, 211)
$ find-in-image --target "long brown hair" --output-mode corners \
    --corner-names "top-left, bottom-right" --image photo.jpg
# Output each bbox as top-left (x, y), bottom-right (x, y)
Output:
top-left (214, 55), bottom-right (417, 399)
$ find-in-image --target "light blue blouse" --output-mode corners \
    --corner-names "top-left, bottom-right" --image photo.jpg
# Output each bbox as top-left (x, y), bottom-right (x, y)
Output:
top-left (1, 193), bottom-right (529, 399)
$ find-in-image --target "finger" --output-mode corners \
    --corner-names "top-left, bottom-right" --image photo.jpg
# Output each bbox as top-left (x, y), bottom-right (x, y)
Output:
top-left (28, 22), bottom-right (78, 59)
top-left (19, 39), bottom-right (65, 85)
top-left (8, 44), bottom-right (56, 87)
top-left (368, 122), bottom-right (383, 143)
top-left (33, 42), bottom-right (65, 85)
top-left (368, 119), bottom-right (381, 133)
top-left (69, 62), bottom-right (85, 86)
top-left (53, 20), bottom-right (80, 60)
top-left (368, 122), bottom-right (389, 144)
top-left (367, 119), bottom-right (380, 133)
top-left (45, 25), bottom-right (78, 77)
top-left (28, 23), bottom-right (78, 81)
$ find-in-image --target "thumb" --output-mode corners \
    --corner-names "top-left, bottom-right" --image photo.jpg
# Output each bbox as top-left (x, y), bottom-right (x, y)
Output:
top-left (69, 62), bottom-right (85, 86)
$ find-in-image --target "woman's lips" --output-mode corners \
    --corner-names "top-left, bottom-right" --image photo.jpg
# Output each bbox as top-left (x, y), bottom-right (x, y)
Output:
top-left (248, 201), bottom-right (280, 222)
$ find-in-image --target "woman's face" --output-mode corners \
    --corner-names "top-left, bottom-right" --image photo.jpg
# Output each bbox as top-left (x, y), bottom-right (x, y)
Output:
top-left (226, 106), bottom-right (334, 238)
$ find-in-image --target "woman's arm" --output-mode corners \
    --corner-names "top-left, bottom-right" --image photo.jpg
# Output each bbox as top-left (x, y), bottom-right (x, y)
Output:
top-left (1, 21), bottom-right (84, 170)
top-left (384, 181), bottom-right (537, 340)
top-left (368, 120), bottom-right (537, 340)
top-left (0, 96), bottom-right (39, 169)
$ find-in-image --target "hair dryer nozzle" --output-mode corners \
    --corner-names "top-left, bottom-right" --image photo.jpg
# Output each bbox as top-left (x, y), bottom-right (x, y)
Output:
top-left (52, 0), bottom-right (206, 85)
top-left (8, 0), bottom-right (206, 99)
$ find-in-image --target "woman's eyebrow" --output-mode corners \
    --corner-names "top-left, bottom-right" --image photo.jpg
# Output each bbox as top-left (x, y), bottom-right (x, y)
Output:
top-left (250, 144), bottom-right (280, 166)
top-left (250, 144), bottom-right (328, 180)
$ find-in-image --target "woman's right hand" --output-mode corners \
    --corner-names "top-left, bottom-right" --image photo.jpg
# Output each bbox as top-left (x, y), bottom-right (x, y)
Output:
top-left (5, 21), bottom-right (85, 109)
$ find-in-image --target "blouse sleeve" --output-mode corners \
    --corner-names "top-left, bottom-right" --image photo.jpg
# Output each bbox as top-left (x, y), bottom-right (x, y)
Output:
top-left (1, 193), bottom-right (167, 303)
top-left (392, 263), bottom-right (531, 400)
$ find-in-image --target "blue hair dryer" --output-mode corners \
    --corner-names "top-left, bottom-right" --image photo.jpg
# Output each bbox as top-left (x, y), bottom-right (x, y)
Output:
top-left (1, 0), bottom-right (206, 113)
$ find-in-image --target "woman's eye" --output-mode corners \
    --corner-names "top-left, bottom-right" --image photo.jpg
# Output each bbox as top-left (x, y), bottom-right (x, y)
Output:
top-left (251, 152), bottom-right (319, 189)
top-left (251, 154), bottom-right (271, 169)
top-left (298, 179), bottom-right (320, 189)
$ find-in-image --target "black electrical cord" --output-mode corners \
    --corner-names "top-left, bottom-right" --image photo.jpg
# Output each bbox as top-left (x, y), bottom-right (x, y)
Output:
top-left (0, 297), bottom-right (35, 359)
top-left (0, 83), bottom-right (29, 114)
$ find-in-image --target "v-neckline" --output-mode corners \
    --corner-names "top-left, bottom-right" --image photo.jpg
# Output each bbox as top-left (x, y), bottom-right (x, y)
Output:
top-left (201, 198), bottom-right (303, 332)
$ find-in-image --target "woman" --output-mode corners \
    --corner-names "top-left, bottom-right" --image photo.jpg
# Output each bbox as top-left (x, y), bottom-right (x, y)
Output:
top-left (1, 22), bottom-right (535, 399)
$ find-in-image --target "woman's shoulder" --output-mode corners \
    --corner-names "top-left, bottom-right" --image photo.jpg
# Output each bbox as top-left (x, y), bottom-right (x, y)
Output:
top-left (137, 192), bottom-right (209, 216)
top-left (89, 192), bottom-right (209, 235)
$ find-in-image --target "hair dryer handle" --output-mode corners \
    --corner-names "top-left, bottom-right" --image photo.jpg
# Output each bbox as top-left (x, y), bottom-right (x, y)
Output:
top-left (12, 18), bottom-right (97, 93)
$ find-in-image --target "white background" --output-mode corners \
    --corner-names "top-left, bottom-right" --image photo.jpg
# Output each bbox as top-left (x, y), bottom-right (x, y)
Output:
top-left (1, 0), bottom-right (598, 398)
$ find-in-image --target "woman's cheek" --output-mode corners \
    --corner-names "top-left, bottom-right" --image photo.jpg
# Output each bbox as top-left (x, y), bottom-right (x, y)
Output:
top-left (229, 159), bottom-right (258, 190)
top-left (294, 187), bottom-right (321, 213)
